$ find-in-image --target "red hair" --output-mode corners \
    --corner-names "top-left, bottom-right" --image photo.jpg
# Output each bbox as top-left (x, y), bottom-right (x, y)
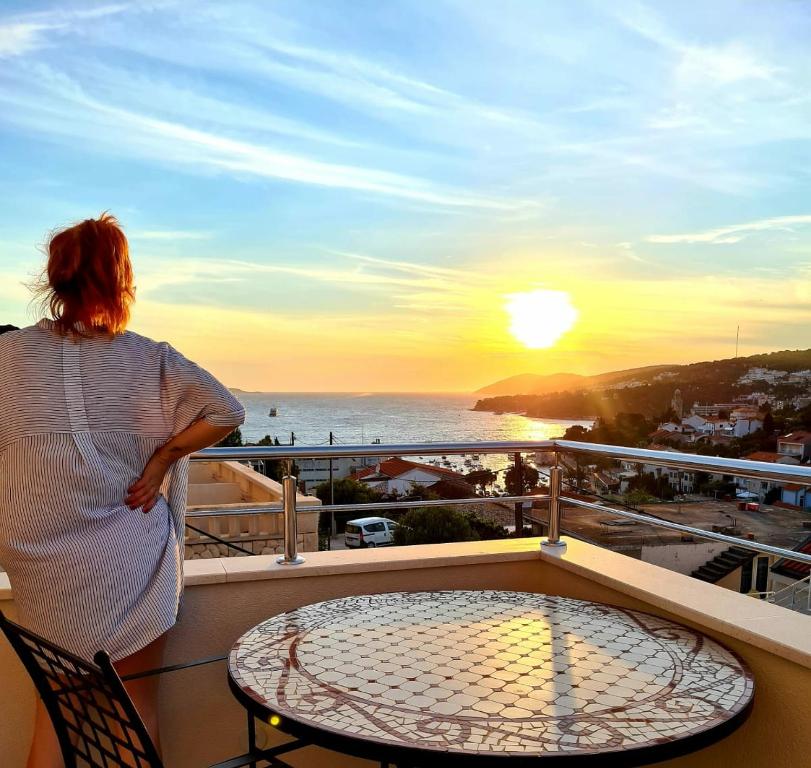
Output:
top-left (37, 213), bottom-right (134, 336)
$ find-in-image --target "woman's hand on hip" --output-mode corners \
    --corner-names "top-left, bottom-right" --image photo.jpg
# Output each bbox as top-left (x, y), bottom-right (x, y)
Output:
top-left (127, 449), bottom-right (172, 512)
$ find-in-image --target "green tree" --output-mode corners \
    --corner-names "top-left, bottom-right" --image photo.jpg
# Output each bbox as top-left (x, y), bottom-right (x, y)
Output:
top-left (315, 478), bottom-right (384, 536)
top-left (465, 512), bottom-right (509, 540)
top-left (393, 507), bottom-right (476, 545)
top-left (624, 488), bottom-right (655, 507)
top-left (562, 424), bottom-right (591, 441)
top-left (400, 483), bottom-right (440, 501)
top-left (465, 469), bottom-right (497, 493)
top-left (217, 426), bottom-right (243, 447)
top-left (505, 460), bottom-right (540, 496)
top-left (628, 471), bottom-right (675, 501)
top-left (314, 478), bottom-right (381, 506)
top-left (789, 403), bottom-right (811, 431)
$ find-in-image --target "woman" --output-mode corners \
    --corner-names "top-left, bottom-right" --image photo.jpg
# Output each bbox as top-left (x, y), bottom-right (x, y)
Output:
top-left (0, 213), bottom-right (245, 767)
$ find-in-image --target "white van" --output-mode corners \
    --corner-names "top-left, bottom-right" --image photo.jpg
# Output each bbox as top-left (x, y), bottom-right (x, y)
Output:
top-left (344, 517), bottom-right (397, 548)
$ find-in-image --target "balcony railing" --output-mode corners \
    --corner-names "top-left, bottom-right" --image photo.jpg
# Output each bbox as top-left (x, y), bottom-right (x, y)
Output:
top-left (191, 439), bottom-right (811, 568)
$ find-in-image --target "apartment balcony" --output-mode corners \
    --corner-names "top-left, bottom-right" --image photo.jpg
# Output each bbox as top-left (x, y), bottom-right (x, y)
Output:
top-left (186, 460), bottom-right (321, 558)
top-left (2, 441), bottom-right (810, 767)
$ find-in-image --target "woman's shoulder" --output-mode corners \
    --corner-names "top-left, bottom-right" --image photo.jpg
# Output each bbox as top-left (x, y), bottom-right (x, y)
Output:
top-left (117, 330), bottom-right (176, 356)
top-left (0, 321), bottom-right (53, 352)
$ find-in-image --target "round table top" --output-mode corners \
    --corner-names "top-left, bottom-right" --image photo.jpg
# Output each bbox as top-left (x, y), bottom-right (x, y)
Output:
top-left (228, 591), bottom-right (754, 766)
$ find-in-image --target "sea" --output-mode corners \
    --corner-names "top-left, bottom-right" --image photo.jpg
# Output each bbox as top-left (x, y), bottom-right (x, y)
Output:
top-left (236, 392), bottom-right (593, 476)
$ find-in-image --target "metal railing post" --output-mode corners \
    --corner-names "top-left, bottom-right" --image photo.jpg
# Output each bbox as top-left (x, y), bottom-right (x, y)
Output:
top-left (513, 452), bottom-right (524, 536)
top-left (277, 460), bottom-right (305, 565)
top-left (542, 460), bottom-right (566, 549)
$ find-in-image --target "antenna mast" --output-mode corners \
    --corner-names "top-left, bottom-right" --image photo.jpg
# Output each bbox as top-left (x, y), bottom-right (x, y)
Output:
top-left (735, 325), bottom-right (740, 358)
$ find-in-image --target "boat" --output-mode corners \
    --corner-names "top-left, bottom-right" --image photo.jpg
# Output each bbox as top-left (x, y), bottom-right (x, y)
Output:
top-left (269, 407), bottom-right (278, 417)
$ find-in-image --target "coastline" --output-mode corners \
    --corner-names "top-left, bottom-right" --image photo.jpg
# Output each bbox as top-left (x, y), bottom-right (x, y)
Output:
top-left (472, 407), bottom-right (596, 422)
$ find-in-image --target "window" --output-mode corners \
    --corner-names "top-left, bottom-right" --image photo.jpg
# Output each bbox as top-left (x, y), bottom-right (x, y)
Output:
top-left (365, 522), bottom-right (386, 533)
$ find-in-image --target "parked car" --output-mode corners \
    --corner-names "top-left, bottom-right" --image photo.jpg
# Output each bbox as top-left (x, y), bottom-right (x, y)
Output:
top-left (345, 517), bottom-right (397, 548)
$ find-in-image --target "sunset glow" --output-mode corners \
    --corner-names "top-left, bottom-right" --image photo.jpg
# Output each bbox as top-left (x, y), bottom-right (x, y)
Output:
top-left (0, 1), bottom-right (809, 391)
top-left (506, 291), bottom-right (578, 349)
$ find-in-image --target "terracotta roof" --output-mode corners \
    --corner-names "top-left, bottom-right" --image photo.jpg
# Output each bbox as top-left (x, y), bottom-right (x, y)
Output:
top-left (743, 451), bottom-right (783, 463)
top-left (779, 431), bottom-right (811, 444)
top-left (383, 457), bottom-right (465, 479)
top-left (350, 467), bottom-right (376, 481)
top-left (648, 430), bottom-right (688, 443)
top-left (770, 535), bottom-right (811, 580)
top-left (351, 457), bottom-right (464, 482)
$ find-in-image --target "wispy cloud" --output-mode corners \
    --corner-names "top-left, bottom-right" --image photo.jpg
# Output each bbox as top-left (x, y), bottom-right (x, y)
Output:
top-left (0, 22), bottom-right (52, 58)
top-left (612, 3), bottom-right (781, 88)
top-left (0, 64), bottom-right (526, 211)
top-left (0, 4), bottom-right (137, 58)
top-left (327, 250), bottom-right (472, 281)
top-left (117, 9), bottom-right (553, 141)
top-left (647, 214), bottom-right (811, 244)
top-left (130, 229), bottom-right (213, 241)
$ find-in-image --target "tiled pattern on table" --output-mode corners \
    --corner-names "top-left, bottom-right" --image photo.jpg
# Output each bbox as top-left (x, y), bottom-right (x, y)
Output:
top-left (229, 591), bottom-right (754, 757)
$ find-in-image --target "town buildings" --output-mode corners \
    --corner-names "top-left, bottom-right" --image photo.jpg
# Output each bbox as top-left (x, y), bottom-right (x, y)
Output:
top-left (350, 457), bottom-right (471, 497)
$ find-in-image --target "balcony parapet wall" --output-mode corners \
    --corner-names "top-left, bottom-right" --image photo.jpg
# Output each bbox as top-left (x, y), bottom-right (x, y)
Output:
top-left (2, 539), bottom-right (810, 767)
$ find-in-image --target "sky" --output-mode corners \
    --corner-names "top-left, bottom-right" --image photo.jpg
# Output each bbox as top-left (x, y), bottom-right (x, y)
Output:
top-left (0, 0), bottom-right (809, 392)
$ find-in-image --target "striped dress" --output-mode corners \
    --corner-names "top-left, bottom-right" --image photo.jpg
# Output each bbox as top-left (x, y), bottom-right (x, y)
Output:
top-left (0, 319), bottom-right (244, 661)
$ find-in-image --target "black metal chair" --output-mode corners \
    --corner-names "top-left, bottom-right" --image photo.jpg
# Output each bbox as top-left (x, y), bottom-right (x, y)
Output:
top-left (0, 611), bottom-right (299, 767)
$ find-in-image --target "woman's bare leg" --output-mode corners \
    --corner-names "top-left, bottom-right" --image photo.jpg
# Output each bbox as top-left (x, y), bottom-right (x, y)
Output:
top-left (26, 632), bottom-right (168, 767)
top-left (26, 698), bottom-right (63, 768)
top-left (114, 632), bottom-right (169, 756)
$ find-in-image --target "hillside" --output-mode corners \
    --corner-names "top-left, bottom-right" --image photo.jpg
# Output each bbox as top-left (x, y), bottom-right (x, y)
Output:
top-left (476, 372), bottom-right (586, 396)
top-left (477, 365), bottom-right (676, 396)
top-left (474, 349), bottom-right (811, 420)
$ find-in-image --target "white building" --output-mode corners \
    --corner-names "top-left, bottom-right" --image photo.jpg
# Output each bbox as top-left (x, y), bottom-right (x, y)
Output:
top-left (620, 454), bottom-right (695, 493)
top-left (351, 457), bottom-right (467, 497)
top-left (777, 432), bottom-right (811, 462)
top-left (732, 416), bottom-right (764, 438)
top-left (738, 368), bottom-right (789, 385)
top-left (297, 455), bottom-right (380, 494)
top-left (682, 414), bottom-right (712, 433)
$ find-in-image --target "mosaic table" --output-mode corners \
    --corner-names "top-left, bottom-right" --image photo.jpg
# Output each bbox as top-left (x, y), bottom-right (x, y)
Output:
top-left (228, 591), bottom-right (754, 767)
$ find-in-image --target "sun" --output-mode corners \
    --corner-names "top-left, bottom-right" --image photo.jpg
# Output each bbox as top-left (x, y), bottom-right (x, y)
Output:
top-left (505, 290), bottom-right (578, 349)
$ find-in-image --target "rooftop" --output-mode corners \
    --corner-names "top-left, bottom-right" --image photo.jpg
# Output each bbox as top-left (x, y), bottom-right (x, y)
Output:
top-left (352, 456), bottom-right (466, 481)
top-left (779, 431), bottom-right (811, 444)
top-left (772, 535), bottom-right (811, 581)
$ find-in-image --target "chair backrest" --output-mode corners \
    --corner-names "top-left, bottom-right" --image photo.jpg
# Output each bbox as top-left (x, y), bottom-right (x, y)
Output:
top-left (0, 611), bottom-right (163, 768)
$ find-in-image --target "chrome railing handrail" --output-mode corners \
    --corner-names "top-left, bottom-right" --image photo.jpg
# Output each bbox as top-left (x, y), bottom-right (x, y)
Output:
top-left (190, 439), bottom-right (811, 566)
top-left (193, 439), bottom-right (556, 462)
top-left (562, 497), bottom-right (811, 564)
top-left (553, 440), bottom-right (811, 484)
top-left (193, 439), bottom-right (811, 484)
